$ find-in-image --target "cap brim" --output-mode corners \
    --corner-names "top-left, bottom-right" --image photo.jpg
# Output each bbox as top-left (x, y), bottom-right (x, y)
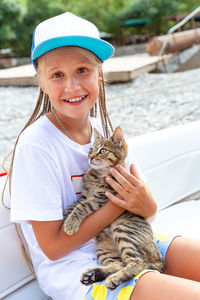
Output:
top-left (31, 36), bottom-right (115, 63)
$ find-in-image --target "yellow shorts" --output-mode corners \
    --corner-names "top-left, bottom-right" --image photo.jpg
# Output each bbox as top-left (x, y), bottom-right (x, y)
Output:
top-left (84, 233), bottom-right (176, 300)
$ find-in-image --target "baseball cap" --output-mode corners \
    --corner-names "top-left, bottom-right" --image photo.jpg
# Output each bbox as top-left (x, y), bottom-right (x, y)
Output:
top-left (31, 12), bottom-right (115, 68)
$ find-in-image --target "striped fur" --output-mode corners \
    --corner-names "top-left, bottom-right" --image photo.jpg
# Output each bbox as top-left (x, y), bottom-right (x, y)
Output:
top-left (63, 127), bottom-right (165, 290)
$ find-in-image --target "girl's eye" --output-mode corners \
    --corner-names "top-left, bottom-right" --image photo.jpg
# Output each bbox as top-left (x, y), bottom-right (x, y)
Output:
top-left (99, 148), bottom-right (107, 154)
top-left (78, 67), bottom-right (87, 74)
top-left (53, 72), bottom-right (63, 78)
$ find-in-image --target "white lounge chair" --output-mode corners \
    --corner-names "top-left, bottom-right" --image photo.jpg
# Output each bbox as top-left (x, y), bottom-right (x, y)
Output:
top-left (1, 121), bottom-right (200, 299)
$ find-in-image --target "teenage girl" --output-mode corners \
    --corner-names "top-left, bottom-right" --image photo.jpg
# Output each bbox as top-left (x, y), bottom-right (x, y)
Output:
top-left (10, 12), bottom-right (200, 300)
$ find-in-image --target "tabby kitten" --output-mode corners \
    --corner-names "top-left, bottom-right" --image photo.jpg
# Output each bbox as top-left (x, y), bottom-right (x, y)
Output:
top-left (63, 127), bottom-right (165, 290)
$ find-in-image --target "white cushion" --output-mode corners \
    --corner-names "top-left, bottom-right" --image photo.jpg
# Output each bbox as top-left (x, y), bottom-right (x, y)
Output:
top-left (2, 281), bottom-right (49, 300)
top-left (128, 121), bottom-right (200, 210)
top-left (0, 176), bottom-right (47, 299)
top-left (152, 199), bottom-right (200, 239)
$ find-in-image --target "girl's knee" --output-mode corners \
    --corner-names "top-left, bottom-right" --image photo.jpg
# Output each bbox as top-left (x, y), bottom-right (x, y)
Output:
top-left (130, 270), bottom-right (161, 300)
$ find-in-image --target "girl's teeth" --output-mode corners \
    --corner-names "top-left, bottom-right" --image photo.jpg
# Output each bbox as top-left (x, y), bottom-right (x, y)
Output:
top-left (66, 96), bottom-right (85, 103)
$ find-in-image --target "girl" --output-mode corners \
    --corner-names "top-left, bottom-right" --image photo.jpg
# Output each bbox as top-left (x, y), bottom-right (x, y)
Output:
top-left (9, 12), bottom-right (200, 300)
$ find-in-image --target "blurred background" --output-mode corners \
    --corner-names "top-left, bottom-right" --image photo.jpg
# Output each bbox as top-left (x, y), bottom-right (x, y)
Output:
top-left (0, 0), bottom-right (199, 58)
top-left (0, 0), bottom-right (200, 173)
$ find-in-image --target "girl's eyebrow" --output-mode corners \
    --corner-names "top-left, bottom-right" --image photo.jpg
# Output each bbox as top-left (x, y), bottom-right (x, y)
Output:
top-left (44, 67), bottom-right (61, 76)
top-left (46, 66), bottom-right (60, 72)
top-left (46, 58), bottom-right (94, 73)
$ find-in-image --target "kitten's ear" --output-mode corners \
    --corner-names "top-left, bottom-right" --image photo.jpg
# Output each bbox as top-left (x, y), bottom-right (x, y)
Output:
top-left (112, 127), bottom-right (124, 146)
top-left (93, 128), bottom-right (103, 141)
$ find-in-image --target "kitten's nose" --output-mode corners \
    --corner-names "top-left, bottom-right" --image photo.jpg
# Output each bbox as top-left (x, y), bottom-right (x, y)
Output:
top-left (90, 154), bottom-right (95, 161)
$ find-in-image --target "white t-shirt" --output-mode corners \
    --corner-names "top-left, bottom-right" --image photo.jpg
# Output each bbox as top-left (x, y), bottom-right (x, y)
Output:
top-left (10, 115), bottom-right (142, 300)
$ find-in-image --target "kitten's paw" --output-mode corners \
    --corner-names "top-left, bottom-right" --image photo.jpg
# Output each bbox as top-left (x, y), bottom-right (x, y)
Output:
top-left (63, 217), bottom-right (80, 235)
top-left (81, 270), bottom-right (97, 286)
top-left (105, 275), bottom-right (123, 290)
top-left (81, 268), bottom-right (107, 285)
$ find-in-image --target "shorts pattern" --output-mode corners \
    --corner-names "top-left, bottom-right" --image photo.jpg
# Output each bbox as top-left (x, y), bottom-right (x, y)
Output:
top-left (84, 233), bottom-right (177, 300)
top-left (153, 232), bottom-right (177, 260)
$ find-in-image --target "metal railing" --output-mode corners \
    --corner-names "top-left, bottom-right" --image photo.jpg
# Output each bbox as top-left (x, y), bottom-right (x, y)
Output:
top-left (159, 6), bottom-right (200, 56)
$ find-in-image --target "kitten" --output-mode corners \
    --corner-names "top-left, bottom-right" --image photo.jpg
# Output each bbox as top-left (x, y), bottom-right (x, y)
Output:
top-left (63, 127), bottom-right (165, 290)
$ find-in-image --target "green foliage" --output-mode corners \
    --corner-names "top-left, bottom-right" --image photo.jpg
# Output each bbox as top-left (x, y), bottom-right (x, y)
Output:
top-left (0, 0), bottom-right (23, 50)
top-left (118, 0), bottom-right (180, 35)
top-left (60, 0), bottom-right (132, 33)
top-left (176, 0), bottom-right (199, 13)
top-left (14, 0), bottom-right (66, 56)
top-left (0, 0), bottom-right (200, 57)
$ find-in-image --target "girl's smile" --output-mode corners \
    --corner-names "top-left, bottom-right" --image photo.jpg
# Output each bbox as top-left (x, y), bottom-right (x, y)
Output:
top-left (63, 95), bottom-right (88, 105)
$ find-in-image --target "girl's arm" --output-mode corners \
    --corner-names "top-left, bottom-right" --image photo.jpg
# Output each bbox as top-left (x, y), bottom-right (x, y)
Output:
top-left (31, 200), bottom-right (124, 261)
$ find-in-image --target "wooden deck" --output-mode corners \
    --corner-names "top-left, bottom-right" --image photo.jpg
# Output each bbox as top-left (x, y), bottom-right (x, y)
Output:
top-left (0, 64), bottom-right (37, 86)
top-left (103, 54), bottom-right (171, 83)
top-left (0, 54), bottom-right (171, 86)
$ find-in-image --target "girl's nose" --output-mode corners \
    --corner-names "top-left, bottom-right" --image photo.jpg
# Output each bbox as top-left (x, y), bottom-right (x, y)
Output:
top-left (64, 76), bottom-right (79, 89)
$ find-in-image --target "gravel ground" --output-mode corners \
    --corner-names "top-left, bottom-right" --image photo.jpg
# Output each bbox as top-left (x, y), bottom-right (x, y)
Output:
top-left (0, 67), bottom-right (200, 172)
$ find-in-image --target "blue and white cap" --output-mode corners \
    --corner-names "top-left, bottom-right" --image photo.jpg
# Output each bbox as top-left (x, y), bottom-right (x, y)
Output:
top-left (31, 12), bottom-right (115, 68)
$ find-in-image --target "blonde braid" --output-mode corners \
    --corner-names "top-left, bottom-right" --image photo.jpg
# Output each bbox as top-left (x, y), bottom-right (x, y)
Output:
top-left (90, 102), bottom-right (97, 118)
top-left (98, 71), bottom-right (113, 138)
top-left (2, 88), bottom-right (50, 199)
top-left (37, 92), bottom-right (51, 119)
top-left (1, 87), bottom-right (52, 278)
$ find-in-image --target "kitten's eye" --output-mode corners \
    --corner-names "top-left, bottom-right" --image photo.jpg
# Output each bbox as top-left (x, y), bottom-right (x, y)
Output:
top-left (99, 148), bottom-right (107, 154)
top-left (89, 148), bottom-right (93, 154)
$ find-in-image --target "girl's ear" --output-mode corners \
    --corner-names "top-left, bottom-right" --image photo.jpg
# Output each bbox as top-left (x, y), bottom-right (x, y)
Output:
top-left (112, 127), bottom-right (124, 146)
top-left (98, 69), bottom-right (103, 83)
top-left (38, 76), bottom-right (46, 93)
top-left (93, 128), bottom-right (103, 141)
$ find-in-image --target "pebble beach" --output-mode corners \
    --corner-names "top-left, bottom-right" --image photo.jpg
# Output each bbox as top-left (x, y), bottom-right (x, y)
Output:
top-left (0, 67), bottom-right (200, 172)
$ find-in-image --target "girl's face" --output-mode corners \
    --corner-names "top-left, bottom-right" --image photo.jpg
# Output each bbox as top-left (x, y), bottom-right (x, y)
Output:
top-left (38, 46), bottom-right (101, 121)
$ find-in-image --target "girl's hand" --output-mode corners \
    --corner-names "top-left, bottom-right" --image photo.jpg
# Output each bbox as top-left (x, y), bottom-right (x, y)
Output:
top-left (105, 164), bottom-right (157, 218)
